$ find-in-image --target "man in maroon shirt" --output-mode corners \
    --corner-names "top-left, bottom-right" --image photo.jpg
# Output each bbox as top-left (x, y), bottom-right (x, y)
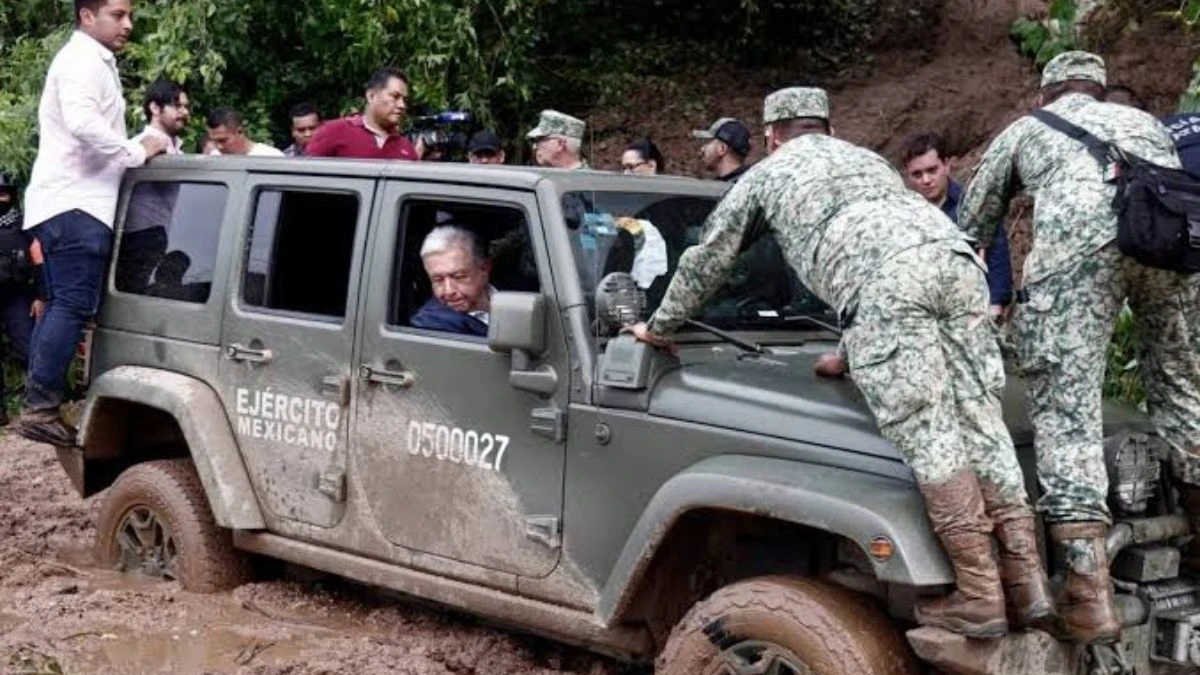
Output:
top-left (307, 66), bottom-right (420, 160)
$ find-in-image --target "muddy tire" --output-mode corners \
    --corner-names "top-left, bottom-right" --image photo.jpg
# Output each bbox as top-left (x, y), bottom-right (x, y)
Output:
top-left (656, 575), bottom-right (918, 675)
top-left (95, 459), bottom-right (251, 592)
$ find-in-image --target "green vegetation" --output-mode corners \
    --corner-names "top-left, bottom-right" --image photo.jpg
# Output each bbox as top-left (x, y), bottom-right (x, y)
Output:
top-left (0, 0), bottom-right (882, 179)
top-left (1010, 0), bottom-right (1081, 67)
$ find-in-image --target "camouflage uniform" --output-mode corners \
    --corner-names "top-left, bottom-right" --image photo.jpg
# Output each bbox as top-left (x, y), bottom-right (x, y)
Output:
top-left (646, 88), bottom-right (1027, 499)
top-left (960, 52), bottom-right (1200, 523)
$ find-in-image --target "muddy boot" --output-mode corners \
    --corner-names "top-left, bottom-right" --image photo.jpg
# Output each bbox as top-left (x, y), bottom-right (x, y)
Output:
top-left (1049, 522), bottom-right (1122, 645)
top-left (14, 408), bottom-right (76, 447)
top-left (979, 482), bottom-right (1055, 628)
top-left (913, 469), bottom-right (1009, 638)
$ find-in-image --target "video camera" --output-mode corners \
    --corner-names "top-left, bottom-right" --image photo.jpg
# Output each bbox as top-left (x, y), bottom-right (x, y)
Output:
top-left (407, 110), bottom-right (473, 162)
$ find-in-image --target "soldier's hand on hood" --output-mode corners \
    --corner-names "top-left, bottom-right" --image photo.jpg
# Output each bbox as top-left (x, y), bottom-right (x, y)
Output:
top-left (814, 351), bottom-right (847, 378)
top-left (625, 322), bottom-right (677, 355)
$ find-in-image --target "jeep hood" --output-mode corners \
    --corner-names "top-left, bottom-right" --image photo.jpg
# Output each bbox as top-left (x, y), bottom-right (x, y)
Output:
top-left (646, 349), bottom-right (1147, 460)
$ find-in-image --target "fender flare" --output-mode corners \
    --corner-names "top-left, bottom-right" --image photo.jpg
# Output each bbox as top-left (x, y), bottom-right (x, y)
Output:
top-left (77, 365), bottom-right (265, 530)
top-left (597, 455), bottom-right (952, 623)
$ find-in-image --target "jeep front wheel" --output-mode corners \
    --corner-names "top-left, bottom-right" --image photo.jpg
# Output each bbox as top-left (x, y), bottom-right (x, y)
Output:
top-left (95, 459), bottom-right (251, 592)
top-left (656, 576), bottom-right (917, 675)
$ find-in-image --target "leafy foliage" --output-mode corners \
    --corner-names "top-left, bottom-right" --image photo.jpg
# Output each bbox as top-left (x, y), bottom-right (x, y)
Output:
top-left (0, 0), bottom-right (881, 178)
top-left (1104, 305), bottom-right (1146, 407)
top-left (1010, 0), bottom-right (1082, 67)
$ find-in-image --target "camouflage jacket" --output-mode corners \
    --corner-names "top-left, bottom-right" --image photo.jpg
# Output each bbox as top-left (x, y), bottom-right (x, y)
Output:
top-left (646, 134), bottom-right (967, 335)
top-left (959, 93), bottom-right (1181, 285)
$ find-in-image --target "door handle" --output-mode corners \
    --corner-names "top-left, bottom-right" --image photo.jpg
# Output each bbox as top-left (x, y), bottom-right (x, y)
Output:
top-left (320, 374), bottom-right (351, 407)
top-left (226, 342), bottom-right (274, 364)
top-left (359, 365), bottom-right (415, 389)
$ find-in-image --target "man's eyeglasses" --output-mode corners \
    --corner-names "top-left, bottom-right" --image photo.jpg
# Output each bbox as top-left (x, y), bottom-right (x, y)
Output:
top-left (622, 160), bottom-right (647, 173)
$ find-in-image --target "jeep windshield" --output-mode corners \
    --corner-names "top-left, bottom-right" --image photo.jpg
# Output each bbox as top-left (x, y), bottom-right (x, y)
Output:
top-left (563, 189), bottom-right (836, 335)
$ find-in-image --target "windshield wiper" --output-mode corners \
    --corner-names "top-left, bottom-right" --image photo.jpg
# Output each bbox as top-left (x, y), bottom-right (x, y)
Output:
top-left (684, 318), bottom-right (764, 354)
top-left (782, 314), bottom-right (843, 336)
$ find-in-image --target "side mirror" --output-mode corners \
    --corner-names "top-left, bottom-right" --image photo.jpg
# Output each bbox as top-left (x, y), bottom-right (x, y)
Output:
top-left (488, 292), bottom-right (557, 396)
top-left (488, 292), bottom-right (546, 355)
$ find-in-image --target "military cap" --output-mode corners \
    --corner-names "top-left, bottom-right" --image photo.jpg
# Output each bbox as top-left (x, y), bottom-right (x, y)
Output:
top-left (763, 87), bottom-right (830, 124)
top-left (526, 110), bottom-right (586, 140)
top-left (1040, 51), bottom-right (1107, 88)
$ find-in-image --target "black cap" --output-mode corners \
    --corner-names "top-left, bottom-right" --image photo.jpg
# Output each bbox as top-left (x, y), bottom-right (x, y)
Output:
top-left (468, 130), bottom-right (502, 154)
top-left (691, 118), bottom-right (751, 157)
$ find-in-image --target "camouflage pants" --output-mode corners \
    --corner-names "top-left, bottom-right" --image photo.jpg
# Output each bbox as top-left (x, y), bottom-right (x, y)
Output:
top-left (1014, 244), bottom-right (1200, 524)
top-left (843, 241), bottom-right (1027, 500)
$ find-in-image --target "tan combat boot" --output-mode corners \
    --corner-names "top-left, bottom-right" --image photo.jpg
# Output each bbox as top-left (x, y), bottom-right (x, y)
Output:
top-left (913, 469), bottom-right (1009, 638)
top-left (979, 481), bottom-right (1055, 628)
top-left (1049, 522), bottom-right (1122, 644)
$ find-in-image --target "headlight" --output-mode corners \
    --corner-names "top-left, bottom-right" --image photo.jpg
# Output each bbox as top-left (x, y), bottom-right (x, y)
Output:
top-left (1105, 432), bottom-right (1162, 516)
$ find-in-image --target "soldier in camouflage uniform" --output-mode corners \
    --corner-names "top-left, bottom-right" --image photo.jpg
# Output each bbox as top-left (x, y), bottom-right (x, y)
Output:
top-left (526, 110), bottom-right (590, 170)
top-left (960, 51), bottom-right (1200, 645)
top-left (630, 87), bottom-right (1052, 639)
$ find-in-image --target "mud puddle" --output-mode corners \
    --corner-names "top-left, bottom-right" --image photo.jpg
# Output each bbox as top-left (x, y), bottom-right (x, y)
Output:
top-left (0, 437), bottom-right (631, 675)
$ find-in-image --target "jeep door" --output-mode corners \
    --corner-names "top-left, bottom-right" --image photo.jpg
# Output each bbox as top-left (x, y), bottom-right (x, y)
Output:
top-left (351, 181), bottom-right (567, 577)
top-left (218, 174), bottom-right (374, 529)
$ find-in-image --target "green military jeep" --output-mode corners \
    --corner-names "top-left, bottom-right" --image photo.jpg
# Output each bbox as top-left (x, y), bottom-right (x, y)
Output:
top-left (54, 156), bottom-right (1200, 674)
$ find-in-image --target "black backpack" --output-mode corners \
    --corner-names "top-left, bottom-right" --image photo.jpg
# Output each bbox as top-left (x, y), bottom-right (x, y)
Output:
top-left (1031, 108), bottom-right (1200, 274)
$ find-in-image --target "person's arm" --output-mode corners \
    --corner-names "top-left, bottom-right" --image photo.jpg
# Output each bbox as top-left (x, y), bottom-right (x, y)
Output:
top-left (56, 65), bottom-right (150, 167)
top-left (642, 179), bottom-right (764, 337)
top-left (304, 121), bottom-right (339, 157)
top-left (986, 223), bottom-right (1013, 310)
top-left (958, 123), bottom-right (1024, 246)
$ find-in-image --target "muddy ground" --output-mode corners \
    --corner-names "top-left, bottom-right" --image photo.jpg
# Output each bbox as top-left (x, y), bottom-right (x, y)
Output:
top-left (0, 435), bottom-right (633, 675)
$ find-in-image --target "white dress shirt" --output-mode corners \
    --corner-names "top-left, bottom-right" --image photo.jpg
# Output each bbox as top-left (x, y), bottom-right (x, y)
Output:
top-left (134, 125), bottom-right (184, 155)
top-left (23, 31), bottom-right (147, 230)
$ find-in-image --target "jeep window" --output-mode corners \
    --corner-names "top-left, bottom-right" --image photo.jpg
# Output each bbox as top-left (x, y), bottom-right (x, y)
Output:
top-left (114, 182), bottom-right (227, 302)
top-left (562, 191), bottom-right (834, 332)
top-left (242, 189), bottom-right (359, 319)
top-left (390, 199), bottom-right (537, 337)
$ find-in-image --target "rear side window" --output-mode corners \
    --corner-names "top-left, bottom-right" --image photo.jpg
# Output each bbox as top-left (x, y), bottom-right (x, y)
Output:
top-left (115, 182), bottom-right (228, 303)
top-left (241, 189), bottom-right (360, 319)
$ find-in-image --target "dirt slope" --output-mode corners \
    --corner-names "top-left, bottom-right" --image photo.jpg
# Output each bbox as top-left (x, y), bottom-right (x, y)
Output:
top-left (586, 0), bottom-right (1196, 178)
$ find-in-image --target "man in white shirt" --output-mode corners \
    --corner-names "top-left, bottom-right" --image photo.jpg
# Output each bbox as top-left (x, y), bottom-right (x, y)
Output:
top-left (205, 107), bottom-right (284, 157)
top-left (117, 78), bottom-right (189, 294)
top-left (17, 0), bottom-right (168, 446)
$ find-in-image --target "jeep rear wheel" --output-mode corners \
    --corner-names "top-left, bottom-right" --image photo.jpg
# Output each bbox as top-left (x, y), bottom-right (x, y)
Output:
top-left (656, 576), bottom-right (917, 675)
top-left (95, 459), bottom-right (251, 592)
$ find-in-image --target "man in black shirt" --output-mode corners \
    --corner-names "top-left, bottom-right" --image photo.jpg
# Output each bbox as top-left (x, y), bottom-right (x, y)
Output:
top-left (692, 117), bottom-right (752, 182)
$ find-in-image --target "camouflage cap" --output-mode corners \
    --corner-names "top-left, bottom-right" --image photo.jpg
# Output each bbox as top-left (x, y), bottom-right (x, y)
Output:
top-left (1040, 51), bottom-right (1107, 88)
top-left (525, 110), bottom-right (586, 140)
top-left (763, 87), bottom-right (830, 124)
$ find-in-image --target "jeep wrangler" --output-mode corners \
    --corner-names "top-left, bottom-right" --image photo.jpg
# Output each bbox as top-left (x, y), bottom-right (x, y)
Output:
top-left (54, 155), bottom-right (1200, 674)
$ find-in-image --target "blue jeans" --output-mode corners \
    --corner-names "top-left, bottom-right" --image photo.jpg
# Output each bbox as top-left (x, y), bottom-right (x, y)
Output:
top-left (25, 210), bottom-right (112, 412)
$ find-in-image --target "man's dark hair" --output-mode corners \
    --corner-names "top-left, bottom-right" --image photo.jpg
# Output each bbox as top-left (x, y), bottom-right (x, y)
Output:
top-left (770, 117), bottom-right (829, 143)
top-left (365, 67), bottom-right (409, 93)
top-left (900, 132), bottom-right (949, 167)
top-left (206, 106), bottom-right (244, 130)
top-left (74, 0), bottom-right (108, 26)
top-left (289, 101), bottom-right (319, 121)
top-left (142, 78), bottom-right (187, 121)
top-left (1040, 80), bottom-right (1106, 105)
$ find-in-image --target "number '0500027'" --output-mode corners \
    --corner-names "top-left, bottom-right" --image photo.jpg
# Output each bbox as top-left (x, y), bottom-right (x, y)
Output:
top-left (406, 421), bottom-right (510, 472)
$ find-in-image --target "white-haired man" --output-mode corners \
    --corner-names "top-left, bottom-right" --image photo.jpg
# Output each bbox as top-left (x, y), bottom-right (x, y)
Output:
top-left (410, 226), bottom-right (493, 336)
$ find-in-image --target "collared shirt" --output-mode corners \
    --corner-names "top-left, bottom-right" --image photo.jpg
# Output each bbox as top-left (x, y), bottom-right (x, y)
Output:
top-left (306, 116), bottom-right (419, 160)
top-left (24, 31), bottom-right (147, 230)
top-left (942, 180), bottom-right (1012, 306)
top-left (283, 143), bottom-right (305, 157)
top-left (135, 126), bottom-right (184, 155)
top-left (208, 142), bottom-right (284, 157)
